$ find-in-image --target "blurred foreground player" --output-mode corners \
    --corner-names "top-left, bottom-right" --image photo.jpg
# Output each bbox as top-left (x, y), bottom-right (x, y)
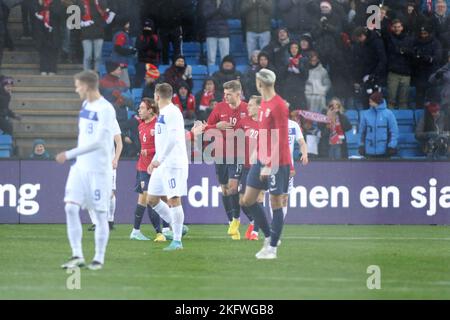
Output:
top-left (57, 71), bottom-right (117, 270)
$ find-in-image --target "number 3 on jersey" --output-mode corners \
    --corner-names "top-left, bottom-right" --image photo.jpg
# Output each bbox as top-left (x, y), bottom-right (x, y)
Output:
top-left (86, 122), bottom-right (94, 134)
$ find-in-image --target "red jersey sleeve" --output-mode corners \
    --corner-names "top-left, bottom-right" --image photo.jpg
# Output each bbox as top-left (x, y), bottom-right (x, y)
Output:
top-left (115, 33), bottom-right (127, 47)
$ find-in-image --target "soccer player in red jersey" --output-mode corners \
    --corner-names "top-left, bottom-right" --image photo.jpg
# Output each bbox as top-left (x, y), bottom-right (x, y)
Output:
top-left (241, 69), bottom-right (292, 259)
top-left (129, 98), bottom-right (168, 242)
top-left (205, 80), bottom-right (248, 239)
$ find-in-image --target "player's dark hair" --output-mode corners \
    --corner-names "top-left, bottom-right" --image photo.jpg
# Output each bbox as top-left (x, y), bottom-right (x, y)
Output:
top-left (155, 83), bottom-right (173, 100)
top-left (142, 97), bottom-right (159, 115)
top-left (249, 95), bottom-right (262, 106)
top-left (223, 80), bottom-right (242, 92)
top-left (74, 70), bottom-right (99, 90)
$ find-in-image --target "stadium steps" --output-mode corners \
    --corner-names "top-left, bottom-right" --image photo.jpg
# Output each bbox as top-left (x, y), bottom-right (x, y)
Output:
top-left (11, 97), bottom-right (81, 110)
top-left (3, 51), bottom-right (39, 64)
top-left (12, 74), bottom-right (77, 87)
top-left (1, 63), bottom-right (83, 75)
top-left (12, 86), bottom-right (79, 99)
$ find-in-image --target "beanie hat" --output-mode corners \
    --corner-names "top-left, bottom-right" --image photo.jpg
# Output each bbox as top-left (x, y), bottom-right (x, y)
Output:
top-left (145, 63), bottom-right (160, 79)
top-left (105, 60), bottom-right (121, 74)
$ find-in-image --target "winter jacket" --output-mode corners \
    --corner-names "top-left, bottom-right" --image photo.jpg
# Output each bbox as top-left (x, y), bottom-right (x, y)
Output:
top-left (202, 0), bottom-right (234, 38)
top-left (412, 35), bottom-right (442, 85)
top-left (386, 32), bottom-right (414, 76)
top-left (305, 63), bottom-right (331, 96)
top-left (112, 30), bottom-right (135, 66)
top-left (278, 0), bottom-right (316, 35)
top-left (359, 100), bottom-right (399, 156)
top-left (419, 0), bottom-right (450, 15)
top-left (76, 0), bottom-right (109, 40)
top-left (34, 0), bottom-right (63, 50)
top-left (173, 93), bottom-right (196, 113)
top-left (240, 0), bottom-right (273, 33)
top-left (415, 109), bottom-right (450, 152)
top-left (163, 65), bottom-right (194, 92)
top-left (429, 62), bottom-right (450, 107)
top-left (135, 32), bottom-right (160, 65)
top-left (0, 87), bottom-right (14, 118)
top-left (320, 112), bottom-right (352, 158)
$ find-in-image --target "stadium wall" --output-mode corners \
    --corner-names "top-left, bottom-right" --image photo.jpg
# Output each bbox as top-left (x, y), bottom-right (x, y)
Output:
top-left (0, 160), bottom-right (449, 225)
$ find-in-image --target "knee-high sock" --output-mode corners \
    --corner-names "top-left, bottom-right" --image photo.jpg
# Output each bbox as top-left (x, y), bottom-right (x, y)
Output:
top-left (65, 203), bottom-right (83, 258)
top-left (269, 204), bottom-right (288, 219)
top-left (244, 202), bottom-right (270, 238)
top-left (88, 209), bottom-right (97, 225)
top-left (108, 194), bottom-right (116, 222)
top-left (229, 193), bottom-right (240, 220)
top-left (171, 205), bottom-right (184, 242)
top-left (270, 208), bottom-right (285, 247)
top-left (222, 194), bottom-right (233, 222)
top-left (94, 211), bottom-right (109, 264)
top-left (147, 205), bottom-right (162, 233)
top-left (133, 204), bottom-right (146, 230)
top-left (241, 205), bottom-right (253, 223)
top-left (152, 200), bottom-right (173, 225)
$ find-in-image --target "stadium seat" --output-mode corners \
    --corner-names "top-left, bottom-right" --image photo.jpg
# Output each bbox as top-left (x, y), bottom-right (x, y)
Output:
top-left (208, 65), bottom-right (219, 75)
top-left (0, 134), bottom-right (12, 145)
top-left (185, 56), bottom-right (200, 65)
top-left (228, 19), bottom-right (242, 33)
top-left (397, 133), bottom-right (423, 158)
top-left (158, 64), bottom-right (170, 74)
top-left (415, 109), bottom-right (424, 125)
top-left (392, 109), bottom-right (415, 133)
top-left (99, 63), bottom-right (107, 77)
top-left (0, 150), bottom-right (11, 158)
top-left (191, 65), bottom-right (208, 77)
top-left (193, 79), bottom-right (204, 94)
top-left (236, 64), bottom-right (248, 74)
top-left (132, 88), bottom-right (143, 107)
top-left (102, 41), bottom-right (113, 58)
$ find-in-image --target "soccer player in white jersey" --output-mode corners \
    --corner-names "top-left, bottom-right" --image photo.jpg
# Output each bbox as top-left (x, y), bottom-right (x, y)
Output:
top-left (56, 71), bottom-right (117, 270)
top-left (88, 125), bottom-right (122, 231)
top-left (147, 83), bottom-right (189, 251)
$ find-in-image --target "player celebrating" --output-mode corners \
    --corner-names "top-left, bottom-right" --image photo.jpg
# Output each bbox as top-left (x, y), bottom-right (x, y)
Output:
top-left (57, 71), bottom-right (117, 270)
top-left (241, 68), bottom-right (291, 260)
top-left (205, 80), bottom-right (248, 240)
top-left (147, 83), bottom-right (189, 251)
top-left (130, 98), bottom-right (168, 242)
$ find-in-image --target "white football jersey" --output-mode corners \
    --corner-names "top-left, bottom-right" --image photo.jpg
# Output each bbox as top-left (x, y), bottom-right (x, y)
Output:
top-left (73, 97), bottom-right (116, 172)
top-left (288, 119), bottom-right (304, 163)
top-left (154, 103), bottom-right (188, 169)
top-left (111, 119), bottom-right (121, 157)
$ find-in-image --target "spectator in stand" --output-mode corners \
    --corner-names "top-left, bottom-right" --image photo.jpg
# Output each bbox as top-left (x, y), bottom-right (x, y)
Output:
top-left (305, 51), bottom-right (332, 113)
top-left (196, 78), bottom-right (217, 121)
top-left (299, 33), bottom-right (314, 58)
top-left (420, 0), bottom-right (450, 16)
top-left (261, 27), bottom-right (291, 73)
top-left (100, 60), bottom-right (133, 126)
top-left (247, 50), bottom-right (261, 72)
top-left (162, 55), bottom-right (193, 91)
top-left (403, 1), bottom-right (427, 36)
top-left (429, 51), bottom-right (450, 105)
top-left (412, 24), bottom-right (442, 107)
top-left (243, 51), bottom-right (275, 98)
top-left (415, 102), bottom-right (450, 157)
top-left (0, 76), bottom-right (20, 136)
top-left (240, 0), bottom-right (273, 60)
top-left (278, 0), bottom-right (316, 40)
top-left (1, 0), bottom-right (14, 51)
top-left (282, 41), bottom-right (308, 109)
top-left (359, 92), bottom-right (399, 158)
top-left (201, 0), bottom-right (234, 68)
top-left (300, 117), bottom-right (321, 159)
top-left (34, 0), bottom-right (62, 76)
top-left (134, 18), bottom-right (160, 88)
top-left (21, 0), bottom-right (35, 39)
top-left (29, 139), bottom-right (52, 160)
top-left (142, 64), bottom-right (161, 99)
top-left (320, 98), bottom-right (352, 159)
top-left (77, 0), bottom-right (115, 71)
top-left (172, 81), bottom-right (196, 128)
top-left (111, 18), bottom-right (137, 88)
top-left (430, 0), bottom-right (450, 64)
top-left (211, 55), bottom-right (243, 101)
top-left (386, 19), bottom-right (414, 109)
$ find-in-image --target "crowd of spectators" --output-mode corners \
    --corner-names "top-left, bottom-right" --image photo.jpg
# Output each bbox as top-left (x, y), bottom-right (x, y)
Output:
top-left (1, 0), bottom-right (450, 159)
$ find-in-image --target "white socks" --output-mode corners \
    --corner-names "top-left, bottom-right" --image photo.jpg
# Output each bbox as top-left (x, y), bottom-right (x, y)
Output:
top-left (65, 203), bottom-right (83, 258)
top-left (108, 194), bottom-right (116, 223)
top-left (171, 205), bottom-right (185, 242)
top-left (153, 200), bottom-right (173, 225)
top-left (93, 211), bottom-right (109, 264)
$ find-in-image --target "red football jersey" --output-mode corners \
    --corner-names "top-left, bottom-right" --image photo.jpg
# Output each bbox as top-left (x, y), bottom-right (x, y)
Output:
top-left (258, 95), bottom-right (291, 167)
top-left (137, 116), bottom-right (157, 171)
top-left (235, 116), bottom-right (259, 168)
top-left (205, 101), bottom-right (248, 161)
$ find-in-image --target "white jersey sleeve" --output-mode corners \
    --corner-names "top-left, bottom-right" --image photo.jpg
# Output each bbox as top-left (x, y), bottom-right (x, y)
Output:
top-left (288, 120), bottom-right (304, 163)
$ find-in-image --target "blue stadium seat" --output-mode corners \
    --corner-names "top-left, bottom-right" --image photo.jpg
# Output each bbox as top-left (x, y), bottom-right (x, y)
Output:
top-left (193, 79), bottom-right (204, 94)
top-left (102, 41), bottom-right (113, 58)
top-left (132, 88), bottom-right (143, 107)
top-left (99, 63), bottom-right (107, 77)
top-left (397, 133), bottom-right (423, 158)
top-left (185, 56), bottom-right (200, 65)
top-left (191, 65), bottom-right (208, 76)
top-left (183, 42), bottom-right (202, 53)
top-left (236, 64), bottom-right (248, 74)
top-left (158, 64), bottom-right (170, 74)
top-left (228, 19), bottom-right (242, 32)
top-left (415, 109), bottom-right (425, 125)
top-left (208, 65), bottom-right (219, 75)
top-left (0, 150), bottom-right (11, 158)
top-left (0, 135), bottom-right (12, 145)
top-left (392, 109), bottom-right (415, 133)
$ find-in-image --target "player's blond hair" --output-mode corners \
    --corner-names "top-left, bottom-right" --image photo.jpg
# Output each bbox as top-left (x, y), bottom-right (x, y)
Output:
top-left (155, 83), bottom-right (173, 100)
top-left (249, 95), bottom-right (262, 106)
top-left (223, 80), bottom-right (242, 92)
top-left (74, 70), bottom-right (99, 90)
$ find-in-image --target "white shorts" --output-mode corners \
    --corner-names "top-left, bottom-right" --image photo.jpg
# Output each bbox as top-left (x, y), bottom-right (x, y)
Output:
top-left (64, 165), bottom-right (112, 212)
top-left (112, 169), bottom-right (117, 191)
top-left (147, 166), bottom-right (188, 199)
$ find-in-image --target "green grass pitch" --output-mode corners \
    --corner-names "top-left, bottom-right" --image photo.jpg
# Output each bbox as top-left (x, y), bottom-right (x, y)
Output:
top-left (1, 224), bottom-right (450, 299)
